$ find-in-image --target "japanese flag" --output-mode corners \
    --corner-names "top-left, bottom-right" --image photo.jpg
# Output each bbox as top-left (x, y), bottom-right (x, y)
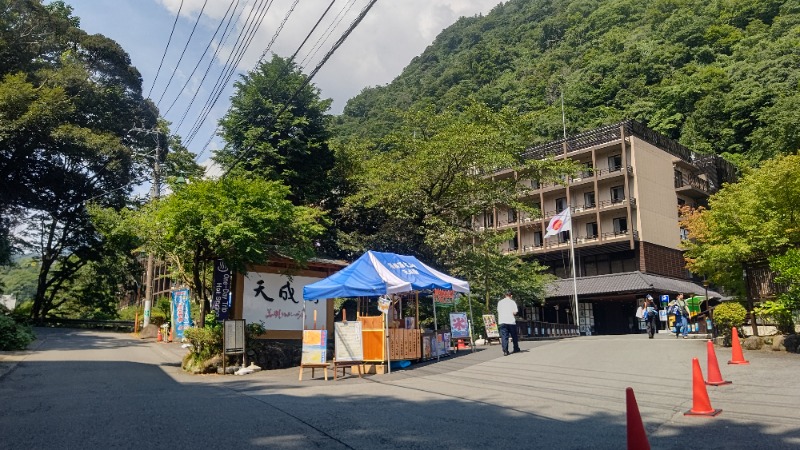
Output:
top-left (545, 208), bottom-right (572, 237)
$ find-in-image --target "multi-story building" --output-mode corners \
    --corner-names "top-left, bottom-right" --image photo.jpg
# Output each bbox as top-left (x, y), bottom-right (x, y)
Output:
top-left (479, 120), bottom-right (734, 335)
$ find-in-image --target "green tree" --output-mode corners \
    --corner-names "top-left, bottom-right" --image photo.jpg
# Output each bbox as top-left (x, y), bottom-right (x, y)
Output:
top-left (0, 1), bottom-right (158, 320)
top-left (133, 176), bottom-right (327, 326)
top-left (682, 154), bottom-right (800, 296)
top-left (339, 102), bottom-right (571, 304)
top-left (217, 55), bottom-right (334, 206)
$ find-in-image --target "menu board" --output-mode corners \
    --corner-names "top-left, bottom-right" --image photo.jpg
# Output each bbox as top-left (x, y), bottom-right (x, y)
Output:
top-left (482, 314), bottom-right (500, 338)
top-left (301, 330), bottom-right (327, 364)
top-left (334, 321), bottom-right (364, 362)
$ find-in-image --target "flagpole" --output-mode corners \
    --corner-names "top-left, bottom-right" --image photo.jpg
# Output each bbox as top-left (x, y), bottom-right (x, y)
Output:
top-left (568, 221), bottom-right (579, 332)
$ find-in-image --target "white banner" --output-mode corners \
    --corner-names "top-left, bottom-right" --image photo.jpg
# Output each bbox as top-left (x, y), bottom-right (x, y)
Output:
top-left (242, 272), bottom-right (326, 331)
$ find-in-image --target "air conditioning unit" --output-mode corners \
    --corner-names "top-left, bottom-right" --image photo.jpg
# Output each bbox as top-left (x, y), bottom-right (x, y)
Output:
top-left (574, 207), bottom-right (583, 212)
top-left (478, 227), bottom-right (485, 231)
top-left (576, 238), bottom-right (585, 244)
top-left (573, 177), bottom-right (582, 182)
top-left (524, 218), bottom-right (531, 222)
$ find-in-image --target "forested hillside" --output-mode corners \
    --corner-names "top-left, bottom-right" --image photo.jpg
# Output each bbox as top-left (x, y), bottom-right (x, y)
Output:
top-left (335, 0), bottom-right (800, 167)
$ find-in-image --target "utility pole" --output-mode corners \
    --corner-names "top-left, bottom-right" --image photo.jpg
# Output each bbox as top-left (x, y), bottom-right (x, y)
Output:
top-left (131, 127), bottom-right (162, 329)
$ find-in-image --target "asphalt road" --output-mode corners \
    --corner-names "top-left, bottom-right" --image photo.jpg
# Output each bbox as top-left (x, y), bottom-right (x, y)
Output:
top-left (1, 328), bottom-right (799, 449)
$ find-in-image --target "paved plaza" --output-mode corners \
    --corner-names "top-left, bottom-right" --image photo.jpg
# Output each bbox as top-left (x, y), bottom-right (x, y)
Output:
top-left (1, 328), bottom-right (799, 449)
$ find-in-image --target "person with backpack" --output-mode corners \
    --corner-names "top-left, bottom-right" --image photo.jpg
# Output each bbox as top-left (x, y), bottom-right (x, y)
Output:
top-left (669, 294), bottom-right (690, 338)
top-left (643, 295), bottom-right (659, 339)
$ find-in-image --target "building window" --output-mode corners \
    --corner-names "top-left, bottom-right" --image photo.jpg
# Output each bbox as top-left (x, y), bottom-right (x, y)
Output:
top-left (509, 233), bottom-right (518, 250)
top-left (586, 222), bottom-right (598, 238)
top-left (483, 211), bottom-right (494, 228)
top-left (533, 231), bottom-right (543, 247)
top-left (611, 185), bottom-right (625, 203)
top-left (608, 154), bottom-right (622, 172)
top-left (674, 169), bottom-right (684, 188)
top-left (613, 217), bottom-right (628, 234)
top-left (555, 197), bottom-right (567, 212)
top-left (582, 162), bottom-right (593, 178)
top-left (584, 191), bottom-right (596, 208)
top-left (559, 230), bottom-right (570, 243)
top-left (680, 228), bottom-right (689, 240)
top-left (532, 202), bottom-right (541, 218)
top-left (507, 209), bottom-right (517, 223)
top-left (530, 179), bottom-right (540, 189)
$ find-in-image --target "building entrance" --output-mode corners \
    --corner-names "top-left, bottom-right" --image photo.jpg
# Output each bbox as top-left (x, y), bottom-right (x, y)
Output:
top-left (590, 300), bottom-right (640, 335)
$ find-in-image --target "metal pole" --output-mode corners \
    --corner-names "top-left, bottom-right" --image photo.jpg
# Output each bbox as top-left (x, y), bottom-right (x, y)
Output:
top-left (141, 130), bottom-right (161, 329)
top-left (568, 226), bottom-right (580, 330)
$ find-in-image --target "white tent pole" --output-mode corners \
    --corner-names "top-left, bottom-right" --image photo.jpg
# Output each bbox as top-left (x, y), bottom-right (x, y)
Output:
top-left (433, 295), bottom-right (440, 362)
top-left (467, 294), bottom-right (476, 353)
top-left (385, 296), bottom-right (391, 374)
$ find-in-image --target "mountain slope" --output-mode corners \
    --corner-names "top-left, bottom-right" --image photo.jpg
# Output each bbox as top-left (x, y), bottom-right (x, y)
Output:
top-left (335, 0), bottom-right (800, 165)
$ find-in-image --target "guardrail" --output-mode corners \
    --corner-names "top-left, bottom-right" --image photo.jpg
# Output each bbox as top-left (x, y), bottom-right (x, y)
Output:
top-left (39, 318), bottom-right (135, 332)
top-left (516, 320), bottom-right (580, 338)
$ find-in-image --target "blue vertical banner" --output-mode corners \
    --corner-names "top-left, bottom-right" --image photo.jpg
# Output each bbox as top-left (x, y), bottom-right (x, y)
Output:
top-left (211, 259), bottom-right (232, 320)
top-left (172, 288), bottom-right (191, 340)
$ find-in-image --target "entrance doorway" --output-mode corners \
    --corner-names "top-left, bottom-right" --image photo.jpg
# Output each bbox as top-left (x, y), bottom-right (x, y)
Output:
top-left (591, 300), bottom-right (639, 335)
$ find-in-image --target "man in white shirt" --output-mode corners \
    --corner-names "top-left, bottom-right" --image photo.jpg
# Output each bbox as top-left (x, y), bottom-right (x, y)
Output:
top-left (497, 291), bottom-right (521, 356)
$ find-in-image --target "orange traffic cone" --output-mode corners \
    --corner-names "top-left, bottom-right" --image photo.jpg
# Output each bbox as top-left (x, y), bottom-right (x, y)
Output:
top-left (168, 326), bottom-right (174, 343)
top-left (626, 387), bottom-right (651, 450)
top-left (705, 340), bottom-right (732, 386)
top-left (684, 357), bottom-right (722, 416)
top-left (157, 328), bottom-right (163, 342)
top-left (457, 339), bottom-right (467, 349)
top-left (728, 327), bottom-right (749, 365)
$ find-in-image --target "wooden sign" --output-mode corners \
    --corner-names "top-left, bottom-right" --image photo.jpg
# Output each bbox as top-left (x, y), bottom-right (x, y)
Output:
top-left (334, 321), bottom-right (364, 362)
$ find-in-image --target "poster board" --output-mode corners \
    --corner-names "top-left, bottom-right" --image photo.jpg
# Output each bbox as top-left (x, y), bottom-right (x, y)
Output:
top-left (301, 330), bottom-right (327, 364)
top-left (334, 321), bottom-right (364, 362)
top-left (482, 314), bottom-right (500, 338)
top-left (223, 320), bottom-right (245, 355)
top-left (449, 312), bottom-right (470, 339)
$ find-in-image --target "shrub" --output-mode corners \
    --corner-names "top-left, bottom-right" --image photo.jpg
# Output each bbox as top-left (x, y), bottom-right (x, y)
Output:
top-left (713, 302), bottom-right (747, 339)
top-left (0, 314), bottom-right (35, 351)
top-left (183, 312), bottom-right (222, 364)
top-left (754, 300), bottom-right (795, 334)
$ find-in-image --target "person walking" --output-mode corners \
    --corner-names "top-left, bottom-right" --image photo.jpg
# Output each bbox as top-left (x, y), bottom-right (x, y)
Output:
top-left (669, 294), bottom-right (690, 338)
top-left (498, 291), bottom-right (521, 356)
top-left (644, 295), bottom-right (658, 339)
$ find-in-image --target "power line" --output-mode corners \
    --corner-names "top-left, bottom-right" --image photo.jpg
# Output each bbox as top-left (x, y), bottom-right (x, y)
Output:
top-left (183, 0), bottom-right (273, 144)
top-left (162, 0), bottom-right (240, 117)
top-left (221, 0), bottom-right (379, 177)
top-left (173, 0), bottom-right (246, 132)
top-left (194, 0), bottom-right (307, 163)
top-left (299, 0), bottom-right (358, 68)
top-left (155, 0), bottom-right (210, 108)
top-left (147, 0), bottom-right (184, 99)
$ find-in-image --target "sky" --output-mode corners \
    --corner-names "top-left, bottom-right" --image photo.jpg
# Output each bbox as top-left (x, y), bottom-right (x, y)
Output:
top-left (65, 0), bottom-right (502, 167)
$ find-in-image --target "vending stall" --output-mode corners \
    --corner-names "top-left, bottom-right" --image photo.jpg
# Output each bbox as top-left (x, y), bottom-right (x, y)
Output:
top-left (302, 250), bottom-right (470, 373)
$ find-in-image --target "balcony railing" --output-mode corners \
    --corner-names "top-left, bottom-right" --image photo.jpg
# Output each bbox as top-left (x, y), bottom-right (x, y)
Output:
top-left (595, 165), bottom-right (633, 177)
top-left (674, 173), bottom-right (711, 194)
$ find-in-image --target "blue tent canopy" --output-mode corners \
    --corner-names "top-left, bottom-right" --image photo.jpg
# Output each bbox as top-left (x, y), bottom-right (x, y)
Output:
top-left (303, 250), bottom-right (470, 301)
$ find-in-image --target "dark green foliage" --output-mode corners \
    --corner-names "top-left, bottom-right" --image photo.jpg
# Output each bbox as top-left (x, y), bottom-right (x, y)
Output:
top-left (713, 301), bottom-right (747, 340)
top-left (335, 0), bottom-right (800, 167)
top-left (0, 314), bottom-right (35, 351)
top-left (217, 55), bottom-right (334, 206)
top-left (0, 0), bottom-right (157, 320)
